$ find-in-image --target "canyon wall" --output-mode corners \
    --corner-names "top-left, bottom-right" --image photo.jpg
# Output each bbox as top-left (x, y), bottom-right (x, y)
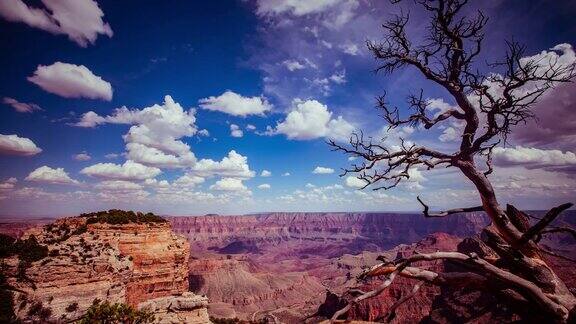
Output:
top-left (170, 212), bottom-right (489, 253)
top-left (169, 212), bottom-right (490, 322)
top-left (3, 217), bottom-right (210, 323)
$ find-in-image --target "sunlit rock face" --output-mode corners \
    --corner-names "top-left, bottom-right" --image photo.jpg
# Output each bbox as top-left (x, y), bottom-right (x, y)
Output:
top-left (4, 217), bottom-right (211, 323)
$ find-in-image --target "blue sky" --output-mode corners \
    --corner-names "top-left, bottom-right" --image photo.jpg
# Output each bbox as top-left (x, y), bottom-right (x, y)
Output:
top-left (1, 0), bottom-right (576, 216)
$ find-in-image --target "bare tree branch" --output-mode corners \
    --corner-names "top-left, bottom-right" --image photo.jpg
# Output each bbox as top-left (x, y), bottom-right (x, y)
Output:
top-left (417, 196), bottom-right (483, 217)
top-left (518, 203), bottom-right (573, 246)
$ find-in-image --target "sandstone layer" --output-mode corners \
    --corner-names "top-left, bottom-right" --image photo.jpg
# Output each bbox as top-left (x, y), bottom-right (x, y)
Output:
top-left (3, 216), bottom-right (211, 323)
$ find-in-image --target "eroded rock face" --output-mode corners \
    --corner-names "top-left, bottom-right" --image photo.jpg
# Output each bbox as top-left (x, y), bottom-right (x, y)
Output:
top-left (169, 212), bottom-right (490, 322)
top-left (169, 212), bottom-right (489, 253)
top-left (4, 217), bottom-right (210, 323)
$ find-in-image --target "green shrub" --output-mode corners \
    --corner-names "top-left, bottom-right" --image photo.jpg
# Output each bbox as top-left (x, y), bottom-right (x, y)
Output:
top-left (0, 234), bottom-right (16, 258)
top-left (82, 210), bottom-right (166, 225)
top-left (13, 236), bottom-right (48, 263)
top-left (66, 302), bottom-right (79, 313)
top-left (79, 300), bottom-right (154, 324)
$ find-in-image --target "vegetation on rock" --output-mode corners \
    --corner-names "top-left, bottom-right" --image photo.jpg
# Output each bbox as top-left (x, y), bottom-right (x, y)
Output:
top-left (82, 210), bottom-right (167, 225)
top-left (79, 300), bottom-right (154, 324)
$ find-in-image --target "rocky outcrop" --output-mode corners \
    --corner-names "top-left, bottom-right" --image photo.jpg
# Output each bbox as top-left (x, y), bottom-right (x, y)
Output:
top-left (138, 292), bottom-right (210, 324)
top-left (3, 216), bottom-right (211, 323)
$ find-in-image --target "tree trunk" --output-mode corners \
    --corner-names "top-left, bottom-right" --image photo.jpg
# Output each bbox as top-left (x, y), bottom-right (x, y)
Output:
top-left (457, 160), bottom-right (576, 322)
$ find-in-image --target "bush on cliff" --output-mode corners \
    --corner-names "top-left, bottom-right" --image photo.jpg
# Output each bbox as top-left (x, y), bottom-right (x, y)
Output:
top-left (81, 210), bottom-right (166, 225)
top-left (80, 300), bottom-right (154, 324)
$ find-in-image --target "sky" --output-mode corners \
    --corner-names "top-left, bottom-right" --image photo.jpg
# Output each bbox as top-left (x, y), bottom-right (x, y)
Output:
top-left (0, 0), bottom-right (575, 216)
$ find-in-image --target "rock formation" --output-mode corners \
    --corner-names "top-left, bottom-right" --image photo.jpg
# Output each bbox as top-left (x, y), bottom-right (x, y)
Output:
top-left (2, 214), bottom-right (211, 323)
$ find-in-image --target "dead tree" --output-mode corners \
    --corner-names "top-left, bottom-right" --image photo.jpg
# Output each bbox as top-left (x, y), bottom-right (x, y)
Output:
top-left (328, 0), bottom-right (576, 322)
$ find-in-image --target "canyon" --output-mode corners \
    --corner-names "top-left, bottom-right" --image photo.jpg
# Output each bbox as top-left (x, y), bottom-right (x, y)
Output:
top-left (169, 212), bottom-right (493, 322)
top-left (1, 210), bottom-right (573, 323)
top-left (1, 214), bottom-right (210, 323)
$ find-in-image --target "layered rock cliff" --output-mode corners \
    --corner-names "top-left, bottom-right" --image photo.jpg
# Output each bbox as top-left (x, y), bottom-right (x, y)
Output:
top-left (169, 212), bottom-right (490, 322)
top-left (170, 212), bottom-right (489, 253)
top-left (2, 214), bottom-right (211, 323)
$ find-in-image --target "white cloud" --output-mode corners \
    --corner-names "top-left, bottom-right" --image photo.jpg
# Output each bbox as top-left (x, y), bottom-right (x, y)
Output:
top-left (74, 111), bottom-right (106, 128)
top-left (312, 166), bottom-right (334, 174)
top-left (28, 62), bottom-right (112, 100)
top-left (191, 150), bottom-right (255, 179)
top-left (2, 97), bottom-right (41, 113)
top-left (0, 178), bottom-right (17, 191)
top-left (345, 176), bottom-right (366, 189)
top-left (267, 99), bottom-right (354, 141)
top-left (0, 0), bottom-right (113, 47)
top-left (256, 0), bottom-right (346, 16)
top-left (493, 146), bottom-right (576, 169)
top-left (329, 70), bottom-right (346, 84)
top-left (76, 96), bottom-right (197, 168)
top-left (105, 153), bottom-right (119, 159)
top-left (198, 129), bottom-right (210, 137)
top-left (94, 180), bottom-right (143, 191)
top-left (258, 183), bottom-right (271, 189)
top-left (73, 152), bottom-right (91, 161)
top-left (282, 172), bottom-right (291, 176)
top-left (25, 166), bottom-right (78, 184)
top-left (340, 42), bottom-right (359, 55)
top-left (199, 90), bottom-right (272, 117)
top-left (210, 177), bottom-right (248, 192)
top-left (0, 134), bottom-right (42, 156)
top-left (261, 170), bottom-right (272, 177)
top-left (246, 124), bottom-right (257, 131)
top-left (230, 124), bottom-right (244, 138)
top-left (305, 183), bottom-right (316, 188)
top-left (81, 160), bottom-right (161, 181)
top-left (173, 174), bottom-right (205, 187)
top-left (282, 60), bottom-right (306, 71)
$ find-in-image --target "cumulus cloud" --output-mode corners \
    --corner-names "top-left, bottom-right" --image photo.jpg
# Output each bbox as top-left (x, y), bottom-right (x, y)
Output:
top-left (76, 96), bottom-right (197, 168)
top-left (312, 166), bottom-right (334, 174)
top-left (173, 174), bottom-right (205, 187)
top-left (258, 183), bottom-right (271, 189)
top-left (0, 0), bottom-right (113, 47)
top-left (0, 177), bottom-right (18, 191)
top-left (267, 99), bottom-right (354, 141)
top-left (0, 134), bottom-right (42, 156)
top-left (199, 90), bottom-right (272, 117)
top-left (81, 160), bottom-right (161, 181)
top-left (28, 62), bottom-right (112, 100)
top-left (190, 150), bottom-right (255, 179)
top-left (25, 166), bottom-right (78, 184)
top-left (73, 152), bottom-right (91, 161)
top-left (94, 180), bottom-right (143, 192)
top-left (2, 97), bottom-right (41, 113)
top-left (493, 146), bottom-right (576, 170)
top-left (345, 176), bottom-right (366, 188)
top-left (260, 170), bottom-right (272, 177)
top-left (512, 82), bottom-right (576, 149)
top-left (210, 177), bottom-right (248, 192)
top-left (230, 124), bottom-right (244, 138)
